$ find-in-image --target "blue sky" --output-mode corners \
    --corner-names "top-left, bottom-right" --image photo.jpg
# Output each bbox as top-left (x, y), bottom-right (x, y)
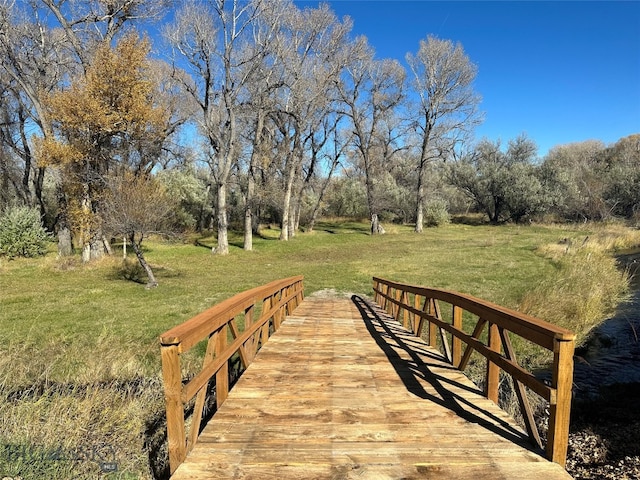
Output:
top-left (297, 0), bottom-right (640, 157)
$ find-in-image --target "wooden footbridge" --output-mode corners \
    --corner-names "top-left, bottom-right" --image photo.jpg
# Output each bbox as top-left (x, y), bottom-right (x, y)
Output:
top-left (160, 276), bottom-right (575, 479)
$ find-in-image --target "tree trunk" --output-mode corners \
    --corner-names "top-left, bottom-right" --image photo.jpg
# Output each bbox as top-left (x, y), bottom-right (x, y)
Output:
top-left (289, 200), bottom-right (297, 238)
top-left (89, 229), bottom-right (105, 260)
top-left (280, 181), bottom-right (292, 241)
top-left (371, 214), bottom-right (385, 235)
top-left (243, 174), bottom-right (254, 251)
top-left (415, 173), bottom-right (425, 233)
top-left (102, 236), bottom-right (113, 256)
top-left (415, 128), bottom-right (430, 233)
top-left (57, 225), bottom-right (73, 257)
top-left (55, 183), bottom-right (73, 256)
top-left (293, 201), bottom-right (300, 235)
top-left (280, 159), bottom-right (296, 241)
top-left (130, 233), bottom-right (158, 288)
top-left (35, 167), bottom-right (46, 221)
top-left (215, 182), bottom-right (229, 254)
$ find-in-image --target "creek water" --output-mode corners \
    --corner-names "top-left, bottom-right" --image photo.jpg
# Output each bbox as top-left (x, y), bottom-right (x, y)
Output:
top-left (571, 250), bottom-right (640, 400)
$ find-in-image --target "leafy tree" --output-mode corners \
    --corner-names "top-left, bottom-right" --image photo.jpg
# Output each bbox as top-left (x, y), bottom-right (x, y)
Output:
top-left (449, 135), bottom-right (548, 223)
top-left (423, 198), bottom-right (450, 227)
top-left (1, 0), bottom-right (168, 255)
top-left (0, 206), bottom-right (52, 258)
top-left (157, 167), bottom-right (211, 231)
top-left (539, 140), bottom-right (607, 221)
top-left (37, 34), bottom-right (172, 262)
top-left (601, 134), bottom-right (640, 220)
top-left (325, 177), bottom-right (368, 219)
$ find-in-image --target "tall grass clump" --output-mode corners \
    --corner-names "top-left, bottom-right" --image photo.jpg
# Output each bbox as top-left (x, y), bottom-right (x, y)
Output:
top-left (518, 225), bottom-right (639, 346)
top-left (0, 329), bottom-right (167, 480)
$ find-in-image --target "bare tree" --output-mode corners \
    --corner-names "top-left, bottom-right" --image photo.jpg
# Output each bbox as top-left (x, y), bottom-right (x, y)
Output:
top-left (0, 2), bottom-right (71, 214)
top-left (253, 3), bottom-right (350, 241)
top-left (238, 0), bottom-right (289, 250)
top-left (40, 0), bottom-right (170, 68)
top-left (406, 35), bottom-right (481, 232)
top-left (102, 171), bottom-right (177, 288)
top-left (165, 0), bottom-right (277, 254)
top-left (305, 116), bottom-right (350, 232)
top-left (337, 37), bottom-right (405, 234)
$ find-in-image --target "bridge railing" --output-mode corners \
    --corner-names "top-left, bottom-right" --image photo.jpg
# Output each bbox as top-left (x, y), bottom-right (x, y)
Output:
top-left (373, 276), bottom-right (575, 467)
top-left (159, 276), bottom-right (304, 475)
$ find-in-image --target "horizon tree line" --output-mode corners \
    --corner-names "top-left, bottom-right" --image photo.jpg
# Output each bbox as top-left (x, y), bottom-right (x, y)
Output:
top-left (1, 0), bottom-right (638, 265)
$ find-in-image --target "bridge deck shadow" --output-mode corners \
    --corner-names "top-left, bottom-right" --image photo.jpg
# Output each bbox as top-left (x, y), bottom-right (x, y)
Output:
top-left (170, 297), bottom-right (572, 479)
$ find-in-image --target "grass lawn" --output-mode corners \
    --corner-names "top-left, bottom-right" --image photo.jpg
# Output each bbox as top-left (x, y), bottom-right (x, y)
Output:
top-left (0, 220), bottom-right (637, 479)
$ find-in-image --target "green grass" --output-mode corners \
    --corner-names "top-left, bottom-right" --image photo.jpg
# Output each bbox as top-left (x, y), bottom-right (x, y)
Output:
top-left (0, 220), bottom-right (637, 479)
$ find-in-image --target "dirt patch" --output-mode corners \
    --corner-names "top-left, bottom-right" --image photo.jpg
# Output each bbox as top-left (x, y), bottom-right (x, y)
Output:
top-left (308, 288), bottom-right (358, 298)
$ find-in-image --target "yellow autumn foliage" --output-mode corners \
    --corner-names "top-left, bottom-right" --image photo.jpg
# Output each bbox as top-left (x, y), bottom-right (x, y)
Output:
top-left (41, 33), bottom-right (169, 168)
top-left (36, 34), bottom-right (173, 250)
top-left (34, 136), bottom-right (84, 167)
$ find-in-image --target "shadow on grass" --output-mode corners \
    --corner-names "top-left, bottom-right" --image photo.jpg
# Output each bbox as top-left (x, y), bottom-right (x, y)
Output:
top-left (314, 221), bottom-right (371, 235)
top-left (450, 214), bottom-right (490, 226)
top-left (108, 259), bottom-right (183, 285)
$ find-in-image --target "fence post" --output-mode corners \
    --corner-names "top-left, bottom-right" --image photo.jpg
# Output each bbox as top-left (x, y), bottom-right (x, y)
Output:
top-left (546, 338), bottom-right (575, 466)
top-left (160, 344), bottom-right (186, 474)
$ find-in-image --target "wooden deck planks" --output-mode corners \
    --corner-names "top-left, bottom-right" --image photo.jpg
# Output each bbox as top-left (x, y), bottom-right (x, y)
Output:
top-left (171, 296), bottom-right (572, 479)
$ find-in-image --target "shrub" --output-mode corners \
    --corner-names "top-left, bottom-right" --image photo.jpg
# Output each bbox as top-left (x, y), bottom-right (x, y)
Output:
top-left (423, 198), bottom-right (450, 227)
top-left (0, 206), bottom-right (52, 259)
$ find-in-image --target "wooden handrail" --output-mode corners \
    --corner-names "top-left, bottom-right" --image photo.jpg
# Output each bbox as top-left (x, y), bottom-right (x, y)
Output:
top-left (372, 276), bottom-right (575, 468)
top-left (159, 276), bottom-right (304, 475)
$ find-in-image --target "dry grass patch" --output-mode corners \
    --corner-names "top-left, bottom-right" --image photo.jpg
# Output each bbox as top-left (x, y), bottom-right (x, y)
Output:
top-left (519, 223), bottom-right (638, 345)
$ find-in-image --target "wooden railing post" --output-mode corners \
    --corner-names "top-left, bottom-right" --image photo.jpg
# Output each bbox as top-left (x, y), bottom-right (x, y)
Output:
top-left (160, 344), bottom-right (186, 475)
top-left (273, 293), bottom-right (283, 330)
top-left (485, 322), bottom-right (500, 403)
top-left (400, 291), bottom-right (409, 329)
top-left (215, 327), bottom-right (229, 409)
top-left (382, 283), bottom-right (390, 312)
top-left (546, 338), bottom-right (575, 466)
top-left (412, 294), bottom-right (421, 335)
top-left (452, 305), bottom-right (462, 368)
top-left (427, 298), bottom-right (438, 347)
